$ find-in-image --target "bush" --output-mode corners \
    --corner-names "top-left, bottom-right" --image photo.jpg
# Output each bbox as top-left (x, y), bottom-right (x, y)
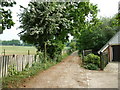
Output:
top-left (83, 53), bottom-right (100, 70)
top-left (83, 63), bottom-right (98, 70)
top-left (84, 53), bottom-right (100, 67)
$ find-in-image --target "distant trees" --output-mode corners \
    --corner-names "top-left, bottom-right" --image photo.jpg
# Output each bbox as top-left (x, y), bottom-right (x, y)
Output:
top-left (2, 39), bottom-right (20, 46)
top-left (1, 39), bottom-right (33, 46)
top-left (0, 0), bottom-right (16, 34)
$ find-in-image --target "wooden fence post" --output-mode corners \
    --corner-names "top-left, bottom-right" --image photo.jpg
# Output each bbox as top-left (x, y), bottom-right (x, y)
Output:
top-left (2, 56), bottom-right (5, 77)
top-left (16, 55), bottom-right (18, 71)
top-left (44, 42), bottom-right (47, 63)
top-left (0, 59), bottom-right (2, 89)
top-left (0, 56), bottom-right (3, 78)
top-left (82, 50), bottom-right (84, 64)
top-left (6, 56), bottom-right (9, 76)
top-left (4, 56), bottom-right (7, 77)
top-left (28, 50), bottom-right (30, 68)
top-left (3, 49), bottom-right (5, 56)
top-left (22, 55), bottom-right (24, 71)
top-left (100, 52), bottom-right (103, 70)
top-left (28, 50), bottom-right (30, 55)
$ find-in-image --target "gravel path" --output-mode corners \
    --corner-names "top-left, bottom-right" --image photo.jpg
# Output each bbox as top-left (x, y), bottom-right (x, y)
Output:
top-left (20, 51), bottom-right (118, 88)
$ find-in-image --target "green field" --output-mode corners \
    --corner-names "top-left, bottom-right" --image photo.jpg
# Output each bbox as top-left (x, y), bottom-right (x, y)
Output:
top-left (0, 46), bottom-right (37, 55)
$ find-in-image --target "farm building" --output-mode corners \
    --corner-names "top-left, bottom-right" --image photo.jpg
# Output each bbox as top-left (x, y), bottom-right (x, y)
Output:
top-left (98, 30), bottom-right (120, 62)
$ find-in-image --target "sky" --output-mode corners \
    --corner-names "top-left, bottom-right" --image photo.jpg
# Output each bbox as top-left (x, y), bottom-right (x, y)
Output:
top-left (0, 0), bottom-right (119, 40)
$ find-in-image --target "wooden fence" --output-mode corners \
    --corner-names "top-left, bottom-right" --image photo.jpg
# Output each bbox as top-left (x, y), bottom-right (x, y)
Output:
top-left (100, 52), bottom-right (109, 70)
top-left (81, 50), bottom-right (109, 70)
top-left (0, 55), bottom-right (40, 77)
top-left (82, 49), bottom-right (92, 63)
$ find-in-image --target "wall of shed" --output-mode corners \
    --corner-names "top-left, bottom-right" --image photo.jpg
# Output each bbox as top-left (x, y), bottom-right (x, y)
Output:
top-left (109, 46), bottom-right (113, 62)
top-left (103, 45), bottom-right (113, 62)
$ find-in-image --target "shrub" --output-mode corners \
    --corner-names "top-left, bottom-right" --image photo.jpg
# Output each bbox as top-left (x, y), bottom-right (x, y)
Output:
top-left (83, 53), bottom-right (100, 70)
top-left (84, 53), bottom-right (100, 67)
top-left (83, 63), bottom-right (98, 70)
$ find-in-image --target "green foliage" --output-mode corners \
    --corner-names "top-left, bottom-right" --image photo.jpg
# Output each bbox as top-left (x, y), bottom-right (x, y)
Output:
top-left (25, 62), bottom-right (29, 69)
top-left (77, 16), bottom-right (118, 53)
top-left (0, 0), bottom-right (16, 33)
top-left (66, 47), bottom-right (72, 55)
top-left (84, 54), bottom-right (100, 66)
top-left (1, 0), bottom-right (16, 7)
top-left (19, 2), bottom-right (70, 46)
top-left (18, 1), bottom-right (98, 60)
top-left (36, 52), bottom-right (44, 63)
top-left (2, 50), bottom-right (68, 88)
top-left (3, 61), bottom-right (56, 88)
top-left (18, 2), bottom-right (72, 59)
top-left (67, 2), bottom-right (98, 38)
top-left (83, 53), bottom-right (100, 70)
top-left (2, 39), bottom-right (21, 46)
top-left (83, 63), bottom-right (98, 70)
top-left (69, 39), bottom-right (77, 52)
top-left (8, 65), bottom-right (19, 77)
top-left (1, 39), bottom-right (33, 46)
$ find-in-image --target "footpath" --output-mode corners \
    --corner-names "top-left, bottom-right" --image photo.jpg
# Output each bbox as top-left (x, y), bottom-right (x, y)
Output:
top-left (20, 51), bottom-right (118, 88)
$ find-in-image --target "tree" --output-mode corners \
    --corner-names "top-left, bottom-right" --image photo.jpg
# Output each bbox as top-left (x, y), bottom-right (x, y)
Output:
top-left (77, 16), bottom-right (118, 54)
top-left (69, 39), bottom-right (77, 52)
top-left (66, 2), bottom-right (98, 38)
top-left (18, 1), bottom-right (98, 59)
top-left (0, 0), bottom-right (16, 34)
top-left (19, 2), bottom-right (71, 59)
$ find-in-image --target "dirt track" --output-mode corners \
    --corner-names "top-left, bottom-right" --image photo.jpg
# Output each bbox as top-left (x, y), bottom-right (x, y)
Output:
top-left (20, 51), bottom-right (118, 88)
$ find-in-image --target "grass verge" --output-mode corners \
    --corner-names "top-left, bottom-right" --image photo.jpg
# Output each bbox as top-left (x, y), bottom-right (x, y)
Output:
top-left (2, 53), bottom-right (70, 88)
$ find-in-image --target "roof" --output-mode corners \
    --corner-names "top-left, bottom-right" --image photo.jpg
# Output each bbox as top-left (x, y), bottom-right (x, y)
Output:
top-left (98, 30), bottom-right (120, 54)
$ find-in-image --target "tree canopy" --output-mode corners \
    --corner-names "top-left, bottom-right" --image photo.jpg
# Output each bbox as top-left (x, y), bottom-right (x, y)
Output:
top-left (77, 15), bottom-right (118, 54)
top-left (18, 1), bottom-right (98, 58)
top-left (0, 0), bottom-right (16, 34)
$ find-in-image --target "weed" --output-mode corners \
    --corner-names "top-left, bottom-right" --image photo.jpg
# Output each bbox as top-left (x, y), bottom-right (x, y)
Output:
top-left (8, 65), bottom-right (19, 77)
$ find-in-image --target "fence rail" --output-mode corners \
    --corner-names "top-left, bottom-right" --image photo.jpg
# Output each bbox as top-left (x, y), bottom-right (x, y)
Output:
top-left (0, 54), bottom-right (40, 77)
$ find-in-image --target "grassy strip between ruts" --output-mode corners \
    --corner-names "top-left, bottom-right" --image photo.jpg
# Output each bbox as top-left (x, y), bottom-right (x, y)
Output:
top-left (2, 53), bottom-right (69, 88)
